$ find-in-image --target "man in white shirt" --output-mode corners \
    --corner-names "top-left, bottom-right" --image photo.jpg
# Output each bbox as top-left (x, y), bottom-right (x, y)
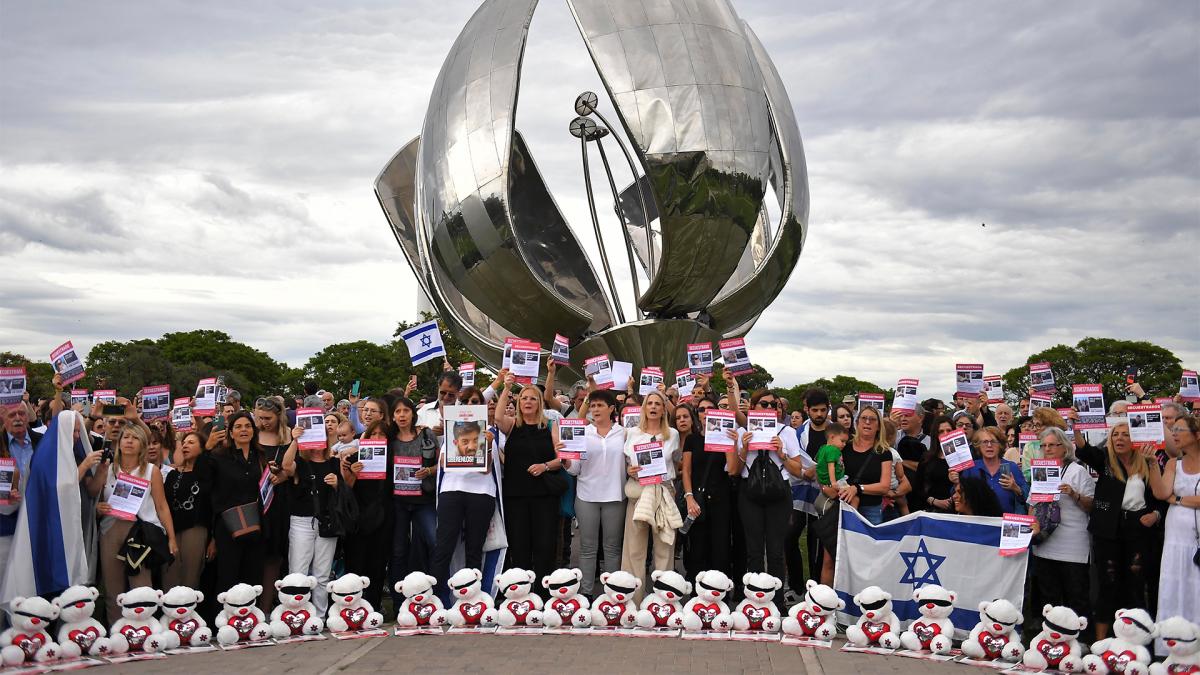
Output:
top-left (416, 371), bottom-right (463, 435)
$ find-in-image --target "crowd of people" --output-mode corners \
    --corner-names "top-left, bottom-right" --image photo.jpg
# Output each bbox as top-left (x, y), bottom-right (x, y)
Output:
top-left (1, 359), bottom-right (1197, 647)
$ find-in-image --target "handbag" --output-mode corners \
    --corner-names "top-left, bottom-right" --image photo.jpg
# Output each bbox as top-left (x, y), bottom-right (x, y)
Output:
top-left (303, 459), bottom-right (357, 538)
top-left (221, 502), bottom-right (262, 541)
top-left (118, 519), bottom-right (174, 574)
top-left (743, 445), bottom-right (790, 505)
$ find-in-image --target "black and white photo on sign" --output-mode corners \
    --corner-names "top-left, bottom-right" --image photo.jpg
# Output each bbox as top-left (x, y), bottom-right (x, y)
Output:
top-left (1032, 467), bottom-right (1048, 483)
top-left (511, 351), bottom-right (527, 365)
top-left (552, 343), bottom-right (568, 359)
top-left (956, 371), bottom-right (970, 384)
top-left (0, 470), bottom-right (13, 485)
top-left (63, 351), bottom-right (79, 365)
top-left (1130, 415), bottom-right (1146, 428)
top-left (636, 450), bottom-right (651, 466)
top-left (113, 482), bottom-right (132, 499)
top-left (298, 416), bottom-right (314, 430)
top-left (747, 417), bottom-right (766, 432)
top-left (53, 358), bottom-right (66, 373)
top-left (734, 348), bottom-right (748, 361)
top-left (1002, 522), bottom-right (1020, 539)
top-left (1185, 376), bottom-right (1199, 388)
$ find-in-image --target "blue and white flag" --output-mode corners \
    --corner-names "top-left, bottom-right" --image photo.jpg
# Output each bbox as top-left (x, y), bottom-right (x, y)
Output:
top-left (0, 412), bottom-right (91, 607)
top-left (833, 503), bottom-right (1027, 637)
top-left (401, 319), bottom-right (446, 367)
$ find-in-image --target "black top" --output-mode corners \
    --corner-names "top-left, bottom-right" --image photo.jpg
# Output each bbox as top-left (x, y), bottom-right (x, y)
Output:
top-left (392, 431), bottom-right (437, 506)
top-left (209, 444), bottom-right (265, 520)
top-left (165, 452), bottom-right (214, 531)
top-left (352, 432), bottom-right (396, 534)
top-left (897, 434), bottom-right (929, 505)
top-left (502, 423), bottom-right (557, 498)
top-left (804, 426), bottom-right (827, 460)
top-left (682, 433), bottom-right (730, 500)
top-left (291, 456), bottom-right (340, 519)
top-left (841, 444), bottom-right (887, 507)
top-left (260, 443), bottom-right (291, 553)
top-left (917, 455), bottom-right (954, 511)
top-left (1077, 444), bottom-right (1166, 539)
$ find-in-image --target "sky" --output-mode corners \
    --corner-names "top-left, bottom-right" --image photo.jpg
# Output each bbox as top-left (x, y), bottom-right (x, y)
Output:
top-left (1, 0), bottom-right (1198, 400)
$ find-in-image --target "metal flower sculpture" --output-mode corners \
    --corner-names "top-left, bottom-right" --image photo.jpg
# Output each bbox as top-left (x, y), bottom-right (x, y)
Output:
top-left (376, 0), bottom-right (808, 382)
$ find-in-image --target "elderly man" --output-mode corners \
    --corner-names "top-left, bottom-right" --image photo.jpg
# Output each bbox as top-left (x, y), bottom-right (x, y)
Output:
top-left (994, 402), bottom-right (1015, 431)
top-left (3, 403), bottom-right (43, 481)
top-left (317, 390), bottom-right (335, 412)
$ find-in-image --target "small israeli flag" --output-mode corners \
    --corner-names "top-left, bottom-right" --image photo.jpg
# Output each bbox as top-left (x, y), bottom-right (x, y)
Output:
top-left (401, 319), bottom-right (446, 366)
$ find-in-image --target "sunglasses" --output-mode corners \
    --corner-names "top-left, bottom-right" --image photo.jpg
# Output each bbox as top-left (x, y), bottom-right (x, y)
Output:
top-left (757, 400), bottom-right (777, 409)
top-left (255, 398), bottom-right (281, 412)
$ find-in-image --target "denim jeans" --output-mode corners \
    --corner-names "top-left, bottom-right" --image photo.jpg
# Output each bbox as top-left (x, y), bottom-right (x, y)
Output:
top-left (858, 504), bottom-right (884, 525)
top-left (390, 500), bottom-right (436, 605)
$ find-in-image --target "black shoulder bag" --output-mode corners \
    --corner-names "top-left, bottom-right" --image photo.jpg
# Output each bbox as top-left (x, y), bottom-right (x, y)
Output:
top-left (743, 439), bottom-right (791, 505)
top-left (305, 459), bottom-right (357, 538)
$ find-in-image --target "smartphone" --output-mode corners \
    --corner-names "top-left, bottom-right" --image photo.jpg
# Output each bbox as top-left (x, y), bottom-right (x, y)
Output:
top-left (1125, 367), bottom-right (1138, 385)
top-left (212, 415), bottom-right (226, 432)
top-left (351, 380), bottom-right (361, 397)
top-left (101, 404), bottom-right (126, 417)
top-left (100, 440), bottom-right (114, 464)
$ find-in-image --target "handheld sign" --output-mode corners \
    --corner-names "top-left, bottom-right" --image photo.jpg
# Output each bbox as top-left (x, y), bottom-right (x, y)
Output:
top-left (1127, 404), bottom-right (1164, 444)
top-left (0, 458), bottom-right (15, 506)
top-left (687, 343), bottom-right (713, 374)
top-left (558, 418), bottom-right (586, 460)
top-left (940, 429), bottom-right (974, 472)
top-left (955, 364), bottom-right (984, 398)
top-left (0, 367), bottom-right (26, 406)
top-left (108, 472), bottom-right (150, 521)
top-left (356, 439), bottom-right (388, 479)
top-left (296, 408), bottom-right (326, 450)
top-left (93, 390), bottom-right (117, 405)
top-left (1029, 459), bottom-right (1063, 503)
top-left (857, 393), bottom-right (885, 415)
top-left (999, 514), bottom-right (1036, 557)
top-left (892, 379), bottom-right (919, 412)
top-left (584, 355), bottom-right (614, 390)
top-left (984, 375), bottom-right (1004, 404)
top-left (634, 441), bottom-right (667, 486)
top-left (140, 384), bottom-right (171, 420)
top-left (193, 377), bottom-right (219, 416)
top-left (718, 338), bottom-right (753, 376)
top-left (1029, 362), bottom-right (1055, 394)
top-left (50, 341), bottom-right (86, 386)
top-left (674, 369), bottom-right (695, 400)
top-left (458, 362), bottom-right (476, 388)
top-left (621, 406), bottom-right (641, 429)
top-left (509, 340), bottom-right (541, 384)
top-left (1028, 394), bottom-right (1052, 411)
top-left (70, 389), bottom-right (89, 407)
top-left (747, 411), bottom-right (777, 451)
top-left (1071, 384), bottom-right (1106, 430)
top-left (638, 367), bottom-right (664, 396)
top-left (171, 398), bottom-right (193, 432)
top-left (703, 409), bottom-right (737, 452)
top-left (259, 468), bottom-right (275, 514)
top-left (610, 361), bottom-right (633, 392)
top-left (1180, 370), bottom-right (1200, 403)
top-left (443, 405), bottom-right (489, 472)
top-left (393, 456), bottom-right (423, 496)
top-left (551, 334), bottom-right (570, 366)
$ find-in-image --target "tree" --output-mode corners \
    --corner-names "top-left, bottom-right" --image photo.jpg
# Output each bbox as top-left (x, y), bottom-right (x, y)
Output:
top-left (1001, 337), bottom-right (1182, 408)
top-left (706, 363), bottom-right (775, 395)
top-left (393, 312), bottom-right (492, 398)
top-left (157, 330), bottom-right (289, 396)
top-left (302, 341), bottom-right (409, 400)
top-left (777, 375), bottom-right (893, 413)
top-left (0, 352), bottom-right (55, 402)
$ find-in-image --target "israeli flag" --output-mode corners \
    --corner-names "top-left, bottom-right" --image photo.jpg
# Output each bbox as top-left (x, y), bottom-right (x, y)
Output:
top-left (0, 412), bottom-right (91, 607)
top-left (833, 503), bottom-right (1028, 637)
top-left (401, 319), bottom-right (446, 366)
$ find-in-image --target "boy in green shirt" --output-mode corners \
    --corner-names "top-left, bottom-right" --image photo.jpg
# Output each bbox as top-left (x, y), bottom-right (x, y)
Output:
top-left (815, 424), bottom-right (855, 507)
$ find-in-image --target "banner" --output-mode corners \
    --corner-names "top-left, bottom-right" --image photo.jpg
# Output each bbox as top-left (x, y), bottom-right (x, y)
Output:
top-left (833, 504), bottom-right (1028, 638)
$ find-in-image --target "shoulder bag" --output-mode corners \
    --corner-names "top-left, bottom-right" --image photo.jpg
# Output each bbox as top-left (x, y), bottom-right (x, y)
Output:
top-left (744, 445), bottom-right (791, 505)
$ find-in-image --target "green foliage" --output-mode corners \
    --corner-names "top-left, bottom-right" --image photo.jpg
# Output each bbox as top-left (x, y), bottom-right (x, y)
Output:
top-left (776, 375), bottom-right (893, 412)
top-left (1001, 337), bottom-right (1182, 408)
top-left (0, 352), bottom-right (55, 401)
top-left (706, 363), bottom-right (775, 396)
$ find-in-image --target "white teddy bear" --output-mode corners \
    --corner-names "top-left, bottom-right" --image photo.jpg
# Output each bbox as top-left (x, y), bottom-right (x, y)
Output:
top-left (845, 585), bottom-right (900, 649)
top-left (1150, 616), bottom-right (1200, 675)
top-left (394, 572), bottom-right (447, 629)
top-left (444, 568), bottom-right (498, 628)
top-left (153, 586), bottom-right (212, 650)
top-left (1, 596), bottom-right (62, 665)
top-left (1023, 604), bottom-right (1088, 673)
top-left (732, 572), bottom-right (783, 633)
top-left (636, 570), bottom-right (690, 629)
top-left (962, 598), bottom-right (1025, 662)
top-left (681, 570), bottom-right (735, 633)
top-left (214, 583), bottom-right (271, 646)
top-left (495, 568), bottom-right (543, 628)
top-left (899, 584), bottom-right (957, 654)
top-left (541, 568), bottom-right (590, 629)
top-left (325, 573), bottom-right (385, 633)
top-left (109, 587), bottom-right (165, 654)
top-left (1083, 608), bottom-right (1156, 675)
top-left (782, 580), bottom-right (843, 641)
top-left (590, 570), bottom-right (640, 629)
top-left (52, 585), bottom-right (112, 659)
top-left (269, 574), bottom-right (324, 638)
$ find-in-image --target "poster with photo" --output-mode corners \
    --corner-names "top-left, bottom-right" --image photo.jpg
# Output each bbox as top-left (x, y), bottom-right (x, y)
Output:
top-left (610, 361), bottom-right (633, 392)
top-left (1018, 432), bottom-right (1037, 458)
top-left (747, 411), bottom-right (777, 451)
top-left (193, 377), bottom-right (219, 416)
top-left (1180, 369), bottom-right (1200, 403)
top-left (584, 355), bottom-right (614, 390)
top-left (510, 340), bottom-right (541, 384)
top-left (50, 340), bottom-right (86, 386)
top-left (70, 389), bottom-right (89, 407)
top-left (1000, 514), bottom-right (1036, 557)
top-left (955, 363), bottom-right (984, 398)
top-left (984, 375), bottom-right (1004, 404)
top-left (1029, 459), bottom-right (1062, 503)
top-left (296, 407), bottom-right (326, 450)
top-left (939, 429), bottom-right (974, 472)
top-left (0, 458), bottom-right (15, 506)
top-left (171, 398), bottom-right (193, 432)
top-left (638, 366), bottom-right (664, 396)
top-left (1127, 404), bottom-right (1164, 444)
top-left (674, 369), bottom-right (695, 399)
top-left (718, 338), bottom-right (753, 376)
top-left (501, 337), bottom-right (518, 372)
top-left (857, 393), bottom-right (885, 415)
top-left (442, 405), bottom-right (489, 473)
top-left (108, 472), bottom-right (150, 521)
top-left (558, 418), bottom-right (586, 460)
top-left (1071, 384), bottom-right (1106, 430)
top-left (892, 378), bottom-right (919, 412)
top-left (393, 456), bottom-right (423, 497)
top-left (140, 384), bottom-right (171, 420)
top-left (356, 439), bottom-right (388, 479)
top-left (259, 468), bottom-right (274, 514)
top-left (0, 367), bottom-right (26, 406)
top-left (633, 441), bottom-right (666, 486)
top-left (1029, 362), bottom-right (1055, 393)
top-left (687, 342), bottom-right (714, 374)
top-left (1028, 394), bottom-right (1052, 412)
top-left (622, 406), bottom-right (641, 429)
top-left (458, 362), bottom-right (476, 388)
top-left (703, 409), bottom-right (737, 452)
top-left (93, 389), bottom-right (117, 405)
top-left (551, 334), bottom-right (570, 366)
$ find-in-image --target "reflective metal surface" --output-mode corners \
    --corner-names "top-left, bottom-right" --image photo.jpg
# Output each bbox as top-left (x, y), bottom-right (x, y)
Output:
top-left (378, 0), bottom-right (809, 374)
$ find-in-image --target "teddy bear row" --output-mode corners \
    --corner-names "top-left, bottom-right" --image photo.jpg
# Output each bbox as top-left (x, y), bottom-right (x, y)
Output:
top-left (1, 570), bottom-right (1197, 675)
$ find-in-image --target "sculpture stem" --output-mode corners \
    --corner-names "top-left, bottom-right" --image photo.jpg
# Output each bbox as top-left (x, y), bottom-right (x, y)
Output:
top-left (595, 137), bottom-right (644, 321)
top-left (580, 132), bottom-right (625, 324)
top-left (591, 108), bottom-right (655, 288)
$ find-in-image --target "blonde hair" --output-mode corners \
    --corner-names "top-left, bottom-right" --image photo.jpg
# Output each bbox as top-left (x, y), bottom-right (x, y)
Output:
top-left (854, 406), bottom-right (891, 454)
top-left (639, 390), bottom-right (673, 435)
top-left (514, 385), bottom-right (547, 429)
top-left (1104, 422), bottom-right (1148, 482)
top-left (1032, 407), bottom-right (1067, 430)
top-left (117, 423), bottom-right (150, 473)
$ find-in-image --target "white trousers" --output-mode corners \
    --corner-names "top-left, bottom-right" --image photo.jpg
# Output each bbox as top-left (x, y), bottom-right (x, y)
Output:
top-left (288, 516), bottom-right (337, 616)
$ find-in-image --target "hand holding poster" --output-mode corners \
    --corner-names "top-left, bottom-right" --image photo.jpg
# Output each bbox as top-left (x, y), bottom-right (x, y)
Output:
top-left (1029, 459), bottom-right (1062, 503)
top-left (857, 393), bottom-right (884, 415)
top-left (509, 340), bottom-right (541, 384)
top-left (458, 362), bottom-right (476, 388)
top-left (393, 456), bottom-right (423, 496)
top-left (703, 409), bottom-right (737, 452)
top-left (171, 398), bottom-right (193, 432)
top-left (1000, 514), bottom-right (1036, 557)
top-left (1181, 369), bottom-right (1200, 403)
top-left (984, 375), bottom-right (1004, 404)
top-left (687, 342), bottom-right (714, 374)
top-left (621, 406), bottom-right (641, 429)
top-left (1071, 384), bottom-right (1106, 430)
top-left (296, 407), bottom-right (326, 450)
top-left (584, 355), bottom-right (614, 390)
top-left (718, 338), bottom-right (753, 376)
top-left (1127, 404), bottom-right (1164, 444)
top-left (259, 468), bottom-right (275, 514)
top-left (610, 361), bottom-right (633, 392)
top-left (356, 439), bottom-right (388, 479)
top-left (501, 337), bottom-right (517, 371)
top-left (0, 367), bottom-right (27, 406)
top-left (0, 458), bottom-right (16, 506)
top-left (747, 411), bottom-right (777, 451)
top-left (50, 340), bottom-right (86, 386)
top-left (551, 334), bottom-right (570, 366)
top-left (558, 418), bottom-right (587, 460)
top-left (940, 429), bottom-right (974, 472)
top-left (140, 384), bottom-right (171, 420)
top-left (892, 378), bottom-right (919, 412)
top-left (1029, 362), bottom-right (1055, 393)
top-left (638, 366), bottom-right (664, 396)
top-left (633, 441), bottom-right (666, 485)
top-left (674, 369), bottom-right (695, 400)
top-left (193, 377), bottom-right (219, 416)
top-left (108, 472), bottom-right (150, 521)
top-left (443, 405), bottom-right (489, 473)
top-left (955, 363), bottom-right (984, 398)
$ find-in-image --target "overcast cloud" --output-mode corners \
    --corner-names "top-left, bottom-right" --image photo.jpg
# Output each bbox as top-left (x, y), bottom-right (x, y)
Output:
top-left (1, 0), bottom-right (1197, 399)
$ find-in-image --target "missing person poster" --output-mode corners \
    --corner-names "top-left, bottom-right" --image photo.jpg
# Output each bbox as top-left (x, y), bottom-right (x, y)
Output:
top-left (558, 418), bottom-right (586, 460)
top-left (0, 458), bottom-right (15, 506)
top-left (747, 411), bottom-right (777, 451)
top-left (0, 367), bottom-right (26, 406)
top-left (1180, 369), bottom-right (1200, 403)
top-left (70, 389), bottom-right (89, 407)
top-left (501, 337), bottom-right (518, 371)
top-left (687, 342), bottom-right (714, 374)
top-left (108, 472), bottom-right (150, 521)
top-left (1127, 404), bottom-right (1164, 444)
top-left (141, 384), bottom-right (171, 420)
top-left (259, 468), bottom-right (275, 514)
top-left (584, 355), bottom-right (614, 390)
top-left (296, 407), bottom-right (326, 450)
top-left (955, 363), bottom-right (984, 398)
top-left (357, 439), bottom-right (388, 479)
top-left (1029, 459), bottom-right (1062, 503)
top-left (551, 334), bottom-right (570, 366)
top-left (171, 398), bottom-right (193, 432)
top-left (940, 429), bottom-right (974, 472)
top-left (1029, 394), bottom-right (1052, 411)
top-left (633, 441), bottom-right (667, 486)
top-left (93, 389), bottom-right (117, 405)
top-left (443, 404), bottom-right (489, 473)
top-left (1000, 514), bottom-right (1036, 557)
top-left (892, 378), bottom-right (919, 412)
top-left (1029, 362), bottom-right (1055, 394)
top-left (458, 362), bottom-right (476, 388)
top-left (1019, 432), bottom-right (1037, 458)
top-left (510, 340), bottom-right (541, 384)
top-left (984, 375), bottom-right (1004, 404)
top-left (675, 369), bottom-right (696, 399)
top-left (704, 409), bottom-right (737, 452)
top-left (1071, 384), bottom-right (1106, 430)
top-left (638, 366), bottom-right (664, 396)
top-left (393, 456), bottom-right (423, 497)
top-left (857, 393), bottom-right (885, 415)
top-left (622, 406), bottom-right (641, 429)
top-left (50, 340), bottom-right (86, 386)
top-left (193, 377), bottom-right (218, 416)
top-left (718, 338), bottom-right (753, 376)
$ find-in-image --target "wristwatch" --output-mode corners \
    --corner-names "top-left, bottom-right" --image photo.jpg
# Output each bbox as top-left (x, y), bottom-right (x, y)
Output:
top-left (854, 483), bottom-right (863, 496)
top-left (684, 492), bottom-right (694, 498)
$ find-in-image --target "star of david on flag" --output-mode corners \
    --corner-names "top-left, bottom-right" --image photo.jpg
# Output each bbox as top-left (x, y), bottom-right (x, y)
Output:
top-left (832, 503), bottom-right (1028, 637)
top-left (400, 319), bottom-right (446, 366)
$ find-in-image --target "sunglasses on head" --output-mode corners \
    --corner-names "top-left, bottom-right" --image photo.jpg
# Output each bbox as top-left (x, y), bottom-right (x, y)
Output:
top-left (255, 398), bottom-right (281, 412)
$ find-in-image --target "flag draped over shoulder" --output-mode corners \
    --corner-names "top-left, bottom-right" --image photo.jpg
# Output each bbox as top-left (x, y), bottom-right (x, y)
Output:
top-left (0, 412), bottom-right (90, 606)
top-left (833, 503), bottom-right (1028, 638)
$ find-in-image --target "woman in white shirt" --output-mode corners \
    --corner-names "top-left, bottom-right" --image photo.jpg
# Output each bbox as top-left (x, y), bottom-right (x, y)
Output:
top-left (620, 390), bottom-right (681, 602)
top-left (1030, 426), bottom-right (1095, 621)
top-left (563, 389), bottom-right (626, 597)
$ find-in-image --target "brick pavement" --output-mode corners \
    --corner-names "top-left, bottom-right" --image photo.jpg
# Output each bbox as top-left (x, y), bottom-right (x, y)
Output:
top-left (84, 635), bottom-right (977, 674)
